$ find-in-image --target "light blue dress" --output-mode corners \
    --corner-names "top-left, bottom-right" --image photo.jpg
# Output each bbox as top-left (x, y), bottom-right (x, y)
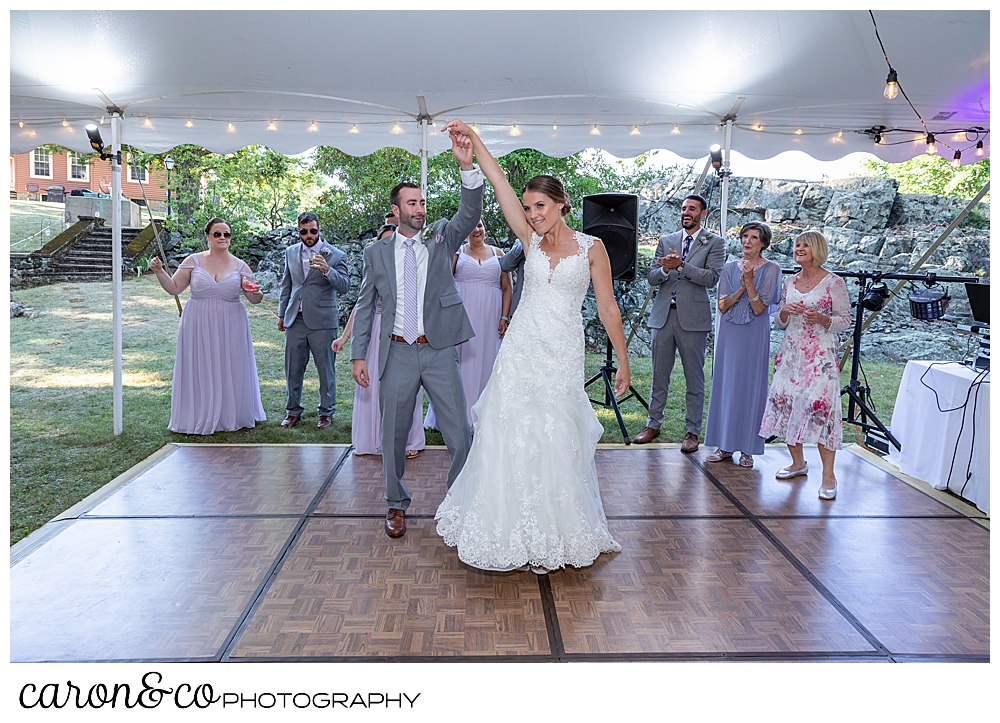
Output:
top-left (704, 259), bottom-right (781, 455)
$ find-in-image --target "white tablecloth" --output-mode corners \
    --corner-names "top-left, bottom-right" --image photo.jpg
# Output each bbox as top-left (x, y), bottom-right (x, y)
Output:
top-left (888, 360), bottom-right (990, 514)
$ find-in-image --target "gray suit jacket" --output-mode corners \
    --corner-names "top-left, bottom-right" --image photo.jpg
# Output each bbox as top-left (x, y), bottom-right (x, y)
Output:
top-left (647, 228), bottom-right (725, 332)
top-left (278, 239), bottom-right (350, 330)
top-left (498, 238), bottom-right (525, 315)
top-left (350, 183), bottom-right (485, 378)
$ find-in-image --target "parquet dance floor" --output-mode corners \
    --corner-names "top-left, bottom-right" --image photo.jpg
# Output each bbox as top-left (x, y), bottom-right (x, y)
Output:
top-left (10, 444), bottom-right (988, 662)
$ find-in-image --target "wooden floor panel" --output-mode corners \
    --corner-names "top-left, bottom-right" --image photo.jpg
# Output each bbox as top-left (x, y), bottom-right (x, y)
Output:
top-left (552, 519), bottom-right (874, 655)
top-left (230, 518), bottom-right (550, 658)
top-left (764, 518), bottom-right (990, 656)
top-left (595, 449), bottom-right (742, 517)
top-left (313, 450), bottom-right (451, 516)
top-left (87, 445), bottom-right (347, 517)
top-left (692, 447), bottom-right (959, 518)
top-left (10, 517), bottom-right (297, 662)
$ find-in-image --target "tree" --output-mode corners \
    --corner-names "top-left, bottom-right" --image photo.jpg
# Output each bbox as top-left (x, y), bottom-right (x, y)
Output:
top-left (858, 154), bottom-right (990, 202)
top-left (311, 146), bottom-right (665, 245)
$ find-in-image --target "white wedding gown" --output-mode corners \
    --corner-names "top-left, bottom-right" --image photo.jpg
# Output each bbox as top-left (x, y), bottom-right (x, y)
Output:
top-left (435, 231), bottom-right (621, 571)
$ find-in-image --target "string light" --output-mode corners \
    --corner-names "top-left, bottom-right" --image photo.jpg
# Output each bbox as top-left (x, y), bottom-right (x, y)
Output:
top-left (952, 150), bottom-right (962, 169)
top-left (227, 122), bottom-right (235, 132)
top-left (552, 125), bottom-right (558, 131)
top-left (794, 128), bottom-right (803, 135)
top-left (976, 140), bottom-right (984, 156)
top-left (101, 117), bottom-right (106, 125)
top-left (590, 125), bottom-right (600, 135)
top-left (62, 119), bottom-right (69, 127)
top-left (883, 68), bottom-right (899, 100)
top-left (143, 118), bottom-right (153, 128)
top-left (753, 123), bottom-right (762, 132)
top-left (509, 124), bottom-right (521, 136)
top-left (266, 121), bottom-right (277, 131)
top-left (672, 124), bottom-right (681, 134)
top-left (185, 119), bottom-right (192, 127)
top-left (18, 120), bottom-right (24, 128)
top-left (308, 122), bottom-right (319, 132)
top-left (348, 124), bottom-right (359, 134)
top-left (471, 124), bottom-right (480, 134)
top-left (925, 133), bottom-right (937, 155)
top-left (630, 126), bottom-right (641, 136)
top-left (390, 123), bottom-right (403, 134)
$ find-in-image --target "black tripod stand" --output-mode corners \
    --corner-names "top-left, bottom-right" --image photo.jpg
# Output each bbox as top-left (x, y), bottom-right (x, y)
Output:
top-left (838, 270), bottom-right (978, 452)
top-left (585, 307), bottom-right (648, 445)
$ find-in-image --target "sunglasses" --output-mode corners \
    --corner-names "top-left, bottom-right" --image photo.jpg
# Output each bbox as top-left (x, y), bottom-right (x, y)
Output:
top-left (211, 231), bottom-right (232, 238)
top-left (299, 228), bottom-right (320, 236)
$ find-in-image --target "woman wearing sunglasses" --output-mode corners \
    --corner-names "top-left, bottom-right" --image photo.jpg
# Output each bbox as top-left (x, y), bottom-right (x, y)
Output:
top-left (150, 217), bottom-right (266, 435)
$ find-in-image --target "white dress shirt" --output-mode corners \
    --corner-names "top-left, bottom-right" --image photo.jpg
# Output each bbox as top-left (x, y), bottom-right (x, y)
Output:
top-left (289, 241), bottom-right (321, 319)
top-left (391, 166), bottom-right (484, 338)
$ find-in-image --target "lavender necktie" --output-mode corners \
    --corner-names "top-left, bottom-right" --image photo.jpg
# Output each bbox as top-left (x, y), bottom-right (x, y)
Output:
top-left (403, 238), bottom-right (419, 344)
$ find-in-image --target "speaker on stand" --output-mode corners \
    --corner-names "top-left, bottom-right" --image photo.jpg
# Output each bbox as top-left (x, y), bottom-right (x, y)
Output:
top-left (581, 193), bottom-right (649, 443)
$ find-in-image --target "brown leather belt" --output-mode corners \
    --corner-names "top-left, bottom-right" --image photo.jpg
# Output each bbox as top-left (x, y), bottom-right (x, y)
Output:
top-left (669, 301), bottom-right (677, 308)
top-left (390, 334), bottom-right (428, 344)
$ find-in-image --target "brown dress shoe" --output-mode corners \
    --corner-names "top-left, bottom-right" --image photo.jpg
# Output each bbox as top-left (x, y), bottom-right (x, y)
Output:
top-left (316, 415), bottom-right (332, 429)
top-left (280, 415), bottom-right (300, 428)
top-left (632, 426), bottom-right (660, 444)
top-left (681, 432), bottom-right (700, 453)
top-left (385, 508), bottom-right (406, 538)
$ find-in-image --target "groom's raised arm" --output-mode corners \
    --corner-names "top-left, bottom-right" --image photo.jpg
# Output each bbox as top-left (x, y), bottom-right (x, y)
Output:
top-left (443, 133), bottom-right (485, 253)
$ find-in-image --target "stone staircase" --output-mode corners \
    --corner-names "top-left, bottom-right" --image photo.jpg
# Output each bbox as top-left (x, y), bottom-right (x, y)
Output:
top-left (49, 225), bottom-right (144, 282)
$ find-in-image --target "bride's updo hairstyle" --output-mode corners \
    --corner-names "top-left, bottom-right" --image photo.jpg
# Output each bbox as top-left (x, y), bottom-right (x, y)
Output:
top-left (523, 175), bottom-right (572, 216)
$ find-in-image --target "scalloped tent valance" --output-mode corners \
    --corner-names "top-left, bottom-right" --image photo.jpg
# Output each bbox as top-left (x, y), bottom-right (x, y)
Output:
top-left (11, 9), bottom-right (990, 162)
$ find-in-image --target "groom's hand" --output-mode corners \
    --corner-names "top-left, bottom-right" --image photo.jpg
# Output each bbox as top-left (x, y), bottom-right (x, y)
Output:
top-left (352, 359), bottom-right (370, 388)
top-left (451, 131), bottom-right (474, 171)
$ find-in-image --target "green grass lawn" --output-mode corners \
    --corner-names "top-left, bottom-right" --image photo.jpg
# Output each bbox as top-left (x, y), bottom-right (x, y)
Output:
top-left (10, 200), bottom-right (69, 252)
top-left (9, 274), bottom-right (906, 545)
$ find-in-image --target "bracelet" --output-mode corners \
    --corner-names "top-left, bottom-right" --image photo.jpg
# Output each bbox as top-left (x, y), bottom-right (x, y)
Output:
top-left (749, 295), bottom-right (760, 303)
top-left (501, 315), bottom-right (510, 322)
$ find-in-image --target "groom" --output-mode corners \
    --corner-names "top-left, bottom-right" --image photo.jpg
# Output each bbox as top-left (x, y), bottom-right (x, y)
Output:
top-left (350, 132), bottom-right (484, 538)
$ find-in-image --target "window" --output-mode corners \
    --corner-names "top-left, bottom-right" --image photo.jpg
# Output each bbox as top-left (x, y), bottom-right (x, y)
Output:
top-left (31, 149), bottom-right (52, 178)
top-left (68, 152), bottom-right (89, 181)
top-left (127, 154), bottom-right (147, 183)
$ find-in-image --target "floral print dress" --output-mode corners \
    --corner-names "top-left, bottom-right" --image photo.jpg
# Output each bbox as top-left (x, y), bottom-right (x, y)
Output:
top-left (759, 272), bottom-right (852, 450)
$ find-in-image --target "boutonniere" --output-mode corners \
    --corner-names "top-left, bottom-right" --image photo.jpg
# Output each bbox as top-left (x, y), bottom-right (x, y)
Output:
top-left (320, 246), bottom-right (332, 256)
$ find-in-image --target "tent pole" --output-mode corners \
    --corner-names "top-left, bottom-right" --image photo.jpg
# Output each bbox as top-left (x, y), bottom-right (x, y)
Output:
top-left (111, 113), bottom-right (123, 436)
top-left (720, 119), bottom-right (733, 236)
top-left (420, 120), bottom-right (428, 198)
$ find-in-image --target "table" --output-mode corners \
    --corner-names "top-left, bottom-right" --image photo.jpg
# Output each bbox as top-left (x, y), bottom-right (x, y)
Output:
top-left (888, 360), bottom-right (990, 514)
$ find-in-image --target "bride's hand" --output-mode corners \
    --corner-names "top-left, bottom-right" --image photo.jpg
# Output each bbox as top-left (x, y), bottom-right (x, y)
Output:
top-left (614, 365), bottom-right (631, 399)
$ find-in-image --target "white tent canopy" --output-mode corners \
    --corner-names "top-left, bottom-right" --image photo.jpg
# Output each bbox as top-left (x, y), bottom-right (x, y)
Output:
top-left (11, 9), bottom-right (990, 163)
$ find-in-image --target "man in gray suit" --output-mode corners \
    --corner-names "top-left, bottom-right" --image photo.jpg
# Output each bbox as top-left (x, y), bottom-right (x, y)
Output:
top-left (634, 194), bottom-right (725, 451)
top-left (278, 211), bottom-right (351, 429)
top-left (351, 132), bottom-right (484, 538)
top-left (498, 238), bottom-right (525, 317)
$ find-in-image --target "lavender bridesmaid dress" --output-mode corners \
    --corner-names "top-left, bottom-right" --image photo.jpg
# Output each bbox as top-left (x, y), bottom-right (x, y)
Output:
top-left (168, 254), bottom-right (266, 435)
top-left (351, 299), bottom-right (426, 455)
top-left (425, 250), bottom-right (503, 431)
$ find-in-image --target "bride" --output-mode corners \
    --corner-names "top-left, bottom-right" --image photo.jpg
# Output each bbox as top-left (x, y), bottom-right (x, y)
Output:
top-left (435, 119), bottom-right (630, 574)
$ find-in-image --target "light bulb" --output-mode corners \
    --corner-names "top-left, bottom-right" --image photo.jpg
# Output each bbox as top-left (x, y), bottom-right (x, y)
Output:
top-left (390, 123), bottom-right (403, 135)
top-left (18, 120), bottom-right (24, 128)
top-left (185, 119), bottom-right (192, 127)
top-left (308, 122), bottom-right (319, 132)
top-left (348, 124), bottom-right (359, 134)
top-left (590, 125), bottom-right (601, 135)
top-left (672, 124), bottom-right (681, 134)
top-left (884, 68), bottom-right (899, 100)
top-left (976, 140), bottom-right (984, 156)
top-left (227, 122), bottom-right (235, 132)
top-left (631, 126), bottom-right (641, 136)
top-left (794, 128), bottom-right (803, 135)
top-left (101, 117), bottom-right (106, 125)
top-left (952, 150), bottom-right (962, 169)
top-left (143, 118), bottom-right (153, 128)
top-left (552, 125), bottom-right (557, 131)
top-left (266, 121), bottom-right (277, 131)
top-left (925, 133), bottom-right (936, 155)
top-left (509, 125), bottom-right (521, 137)
top-left (62, 119), bottom-right (69, 127)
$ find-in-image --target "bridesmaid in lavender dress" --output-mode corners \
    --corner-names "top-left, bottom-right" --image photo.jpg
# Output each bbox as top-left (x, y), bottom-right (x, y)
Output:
top-left (333, 224), bottom-right (425, 457)
top-left (424, 219), bottom-right (512, 431)
top-left (149, 218), bottom-right (266, 435)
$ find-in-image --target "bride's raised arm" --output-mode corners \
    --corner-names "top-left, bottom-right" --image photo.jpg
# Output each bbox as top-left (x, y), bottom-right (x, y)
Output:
top-left (442, 120), bottom-right (533, 245)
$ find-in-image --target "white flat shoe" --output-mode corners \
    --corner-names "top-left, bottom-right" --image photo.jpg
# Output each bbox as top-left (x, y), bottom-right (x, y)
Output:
top-left (819, 480), bottom-right (838, 500)
top-left (775, 461), bottom-right (808, 479)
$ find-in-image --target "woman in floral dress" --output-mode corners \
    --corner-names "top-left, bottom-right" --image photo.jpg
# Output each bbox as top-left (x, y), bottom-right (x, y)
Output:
top-left (759, 231), bottom-right (851, 500)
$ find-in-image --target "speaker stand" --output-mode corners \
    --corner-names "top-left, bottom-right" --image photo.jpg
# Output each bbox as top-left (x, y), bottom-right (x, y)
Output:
top-left (585, 338), bottom-right (649, 444)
